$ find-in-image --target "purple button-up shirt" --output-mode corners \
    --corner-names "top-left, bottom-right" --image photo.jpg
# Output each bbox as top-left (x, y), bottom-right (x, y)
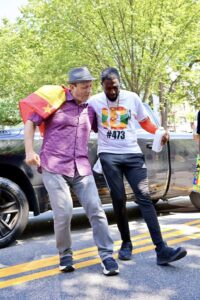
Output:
top-left (29, 95), bottom-right (97, 177)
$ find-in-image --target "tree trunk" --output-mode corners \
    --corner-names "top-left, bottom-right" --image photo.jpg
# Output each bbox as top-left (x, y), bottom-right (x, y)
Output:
top-left (159, 82), bottom-right (168, 128)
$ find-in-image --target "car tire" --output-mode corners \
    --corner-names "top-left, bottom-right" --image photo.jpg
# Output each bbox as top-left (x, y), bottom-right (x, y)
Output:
top-left (190, 191), bottom-right (200, 210)
top-left (0, 177), bottom-right (29, 248)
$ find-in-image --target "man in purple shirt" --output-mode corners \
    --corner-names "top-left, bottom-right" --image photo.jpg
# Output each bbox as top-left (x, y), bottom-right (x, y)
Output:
top-left (24, 67), bottom-right (119, 276)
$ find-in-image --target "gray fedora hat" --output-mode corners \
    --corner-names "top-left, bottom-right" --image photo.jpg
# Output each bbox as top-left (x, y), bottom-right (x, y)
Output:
top-left (68, 67), bottom-right (96, 83)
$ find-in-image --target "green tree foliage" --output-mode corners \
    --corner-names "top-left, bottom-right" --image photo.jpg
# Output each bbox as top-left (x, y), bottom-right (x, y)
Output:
top-left (0, 0), bottom-right (199, 124)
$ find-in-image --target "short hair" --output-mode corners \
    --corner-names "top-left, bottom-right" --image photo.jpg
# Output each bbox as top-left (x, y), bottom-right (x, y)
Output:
top-left (101, 67), bottom-right (120, 83)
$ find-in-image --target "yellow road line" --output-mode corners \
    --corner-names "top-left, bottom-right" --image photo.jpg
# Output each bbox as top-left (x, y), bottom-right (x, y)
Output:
top-left (0, 220), bottom-right (200, 279)
top-left (75, 228), bottom-right (198, 260)
top-left (0, 227), bottom-right (172, 279)
top-left (183, 219), bottom-right (200, 226)
top-left (1, 232), bottom-right (200, 290)
top-left (0, 228), bottom-right (179, 278)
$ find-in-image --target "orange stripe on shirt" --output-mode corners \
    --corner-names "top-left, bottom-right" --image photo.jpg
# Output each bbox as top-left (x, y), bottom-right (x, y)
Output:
top-left (139, 117), bottom-right (158, 134)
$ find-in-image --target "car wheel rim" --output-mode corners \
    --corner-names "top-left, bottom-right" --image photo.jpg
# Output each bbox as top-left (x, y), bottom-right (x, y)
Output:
top-left (0, 189), bottom-right (20, 238)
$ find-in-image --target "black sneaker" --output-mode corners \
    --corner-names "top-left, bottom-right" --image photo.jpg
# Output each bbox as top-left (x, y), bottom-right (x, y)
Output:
top-left (59, 255), bottom-right (75, 272)
top-left (156, 245), bottom-right (187, 265)
top-left (101, 257), bottom-right (119, 276)
top-left (118, 241), bottom-right (133, 260)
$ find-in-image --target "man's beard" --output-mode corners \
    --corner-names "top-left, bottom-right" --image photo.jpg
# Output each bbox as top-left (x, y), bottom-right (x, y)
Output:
top-left (106, 95), bottom-right (118, 102)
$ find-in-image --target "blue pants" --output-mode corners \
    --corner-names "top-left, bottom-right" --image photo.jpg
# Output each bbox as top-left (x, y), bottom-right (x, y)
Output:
top-left (99, 153), bottom-right (164, 247)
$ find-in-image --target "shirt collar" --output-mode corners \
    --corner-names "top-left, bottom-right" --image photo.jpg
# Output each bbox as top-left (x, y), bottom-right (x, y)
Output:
top-left (66, 90), bottom-right (73, 101)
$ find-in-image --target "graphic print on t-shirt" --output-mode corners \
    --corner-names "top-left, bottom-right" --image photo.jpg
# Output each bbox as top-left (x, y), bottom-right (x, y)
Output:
top-left (102, 106), bottom-right (130, 130)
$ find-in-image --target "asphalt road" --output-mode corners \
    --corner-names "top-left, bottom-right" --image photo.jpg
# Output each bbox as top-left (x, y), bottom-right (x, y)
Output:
top-left (0, 196), bottom-right (200, 300)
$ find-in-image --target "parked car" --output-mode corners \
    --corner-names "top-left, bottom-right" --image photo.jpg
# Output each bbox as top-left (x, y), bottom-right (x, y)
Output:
top-left (0, 104), bottom-right (199, 248)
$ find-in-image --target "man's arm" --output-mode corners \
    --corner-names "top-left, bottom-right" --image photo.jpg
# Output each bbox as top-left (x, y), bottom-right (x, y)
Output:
top-left (139, 117), bottom-right (157, 134)
top-left (88, 104), bottom-right (98, 133)
top-left (24, 120), bottom-right (41, 167)
top-left (134, 94), bottom-right (169, 145)
top-left (139, 117), bottom-right (169, 145)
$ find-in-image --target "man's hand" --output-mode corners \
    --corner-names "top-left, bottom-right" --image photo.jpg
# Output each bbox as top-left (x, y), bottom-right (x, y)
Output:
top-left (161, 131), bottom-right (170, 145)
top-left (25, 151), bottom-right (41, 167)
top-left (24, 120), bottom-right (40, 167)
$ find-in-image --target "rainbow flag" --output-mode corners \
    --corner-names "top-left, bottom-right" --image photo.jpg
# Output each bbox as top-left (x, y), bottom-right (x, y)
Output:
top-left (19, 85), bottom-right (68, 135)
top-left (102, 106), bottom-right (129, 130)
top-left (193, 154), bottom-right (200, 192)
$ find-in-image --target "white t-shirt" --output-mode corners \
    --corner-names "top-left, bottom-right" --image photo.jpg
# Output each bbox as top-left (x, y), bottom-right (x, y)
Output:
top-left (88, 90), bottom-right (148, 154)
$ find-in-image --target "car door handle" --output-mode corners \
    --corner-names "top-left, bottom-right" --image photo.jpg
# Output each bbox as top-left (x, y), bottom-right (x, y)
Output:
top-left (146, 142), bottom-right (153, 149)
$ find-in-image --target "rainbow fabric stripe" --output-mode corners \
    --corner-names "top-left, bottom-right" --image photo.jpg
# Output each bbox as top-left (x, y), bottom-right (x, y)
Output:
top-left (193, 154), bottom-right (200, 192)
top-left (19, 85), bottom-right (68, 135)
top-left (102, 106), bottom-right (129, 130)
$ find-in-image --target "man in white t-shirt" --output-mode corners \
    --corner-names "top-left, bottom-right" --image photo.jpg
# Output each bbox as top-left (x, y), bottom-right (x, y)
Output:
top-left (89, 67), bottom-right (187, 265)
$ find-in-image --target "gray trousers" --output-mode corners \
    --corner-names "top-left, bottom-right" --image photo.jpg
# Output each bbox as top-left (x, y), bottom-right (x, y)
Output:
top-left (42, 169), bottom-right (113, 260)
